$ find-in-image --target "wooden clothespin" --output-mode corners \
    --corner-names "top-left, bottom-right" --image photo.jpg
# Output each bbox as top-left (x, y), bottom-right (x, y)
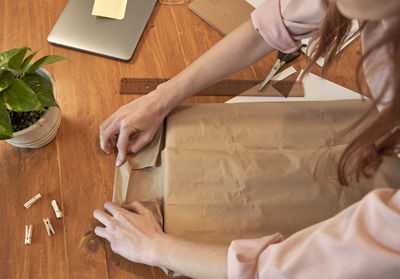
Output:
top-left (24, 193), bottom-right (42, 209)
top-left (43, 218), bottom-right (55, 237)
top-left (25, 224), bottom-right (33, 245)
top-left (51, 200), bottom-right (63, 219)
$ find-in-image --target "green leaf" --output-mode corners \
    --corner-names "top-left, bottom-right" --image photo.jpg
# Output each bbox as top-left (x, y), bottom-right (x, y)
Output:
top-left (0, 98), bottom-right (13, 139)
top-left (27, 55), bottom-right (69, 74)
top-left (0, 47), bottom-right (22, 68)
top-left (22, 73), bottom-right (57, 107)
top-left (8, 46), bottom-right (31, 73)
top-left (0, 69), bottom-right (15, 92)
top-left (2, 79), bottom-right (43, 112)
top-left (20, 50), bottom-right (38, 75)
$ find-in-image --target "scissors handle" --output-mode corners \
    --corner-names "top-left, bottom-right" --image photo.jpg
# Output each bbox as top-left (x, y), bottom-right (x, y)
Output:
top-left (259, 44), bottom-right (306, 92)
top-left (278, 51), bottom-right (298, 63)
top-left (277, 44), bottom-right (306, 63)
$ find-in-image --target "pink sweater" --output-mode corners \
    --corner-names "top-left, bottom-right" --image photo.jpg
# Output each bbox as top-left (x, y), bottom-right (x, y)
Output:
top-left (227, 1), bottom-right (400, 278)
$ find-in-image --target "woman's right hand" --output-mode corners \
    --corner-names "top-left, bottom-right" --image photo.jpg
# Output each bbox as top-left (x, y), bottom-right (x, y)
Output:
top-left (99, 89), bottom-right (168, 166)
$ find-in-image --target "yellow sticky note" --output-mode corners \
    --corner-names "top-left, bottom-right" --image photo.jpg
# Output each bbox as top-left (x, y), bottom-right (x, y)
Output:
top-left (92, 0), bottom-right (128, 20)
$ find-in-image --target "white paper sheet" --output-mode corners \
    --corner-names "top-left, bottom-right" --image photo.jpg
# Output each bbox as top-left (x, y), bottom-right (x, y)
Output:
top-left (245, 0), bottom-right (264, 8)
top-left (271, 66), bottom-right (296, 81)
top-left (226, 71), bottom-right (362, 104)
top-left (92, 0), bottom-right (127, 20)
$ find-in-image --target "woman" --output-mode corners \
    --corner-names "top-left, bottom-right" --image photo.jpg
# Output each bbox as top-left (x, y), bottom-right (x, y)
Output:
top-left (94, 0), bottom-right (400, 278)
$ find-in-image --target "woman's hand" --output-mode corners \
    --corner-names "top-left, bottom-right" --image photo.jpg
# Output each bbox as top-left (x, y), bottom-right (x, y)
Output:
top-left (99, 90), bottom-right (167, 167)
top-left (94, 201), bottom-right (228, 278)
top-left (93, 201), bottom-right (164, 266)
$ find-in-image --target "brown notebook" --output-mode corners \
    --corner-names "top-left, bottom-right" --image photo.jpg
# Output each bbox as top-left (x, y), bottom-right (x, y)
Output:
top-left (189, 0), bottom-right (255, 35)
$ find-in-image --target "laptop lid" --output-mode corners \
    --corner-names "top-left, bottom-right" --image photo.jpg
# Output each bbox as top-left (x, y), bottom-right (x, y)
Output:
top-left (48, 0), bottom-right (157, 61)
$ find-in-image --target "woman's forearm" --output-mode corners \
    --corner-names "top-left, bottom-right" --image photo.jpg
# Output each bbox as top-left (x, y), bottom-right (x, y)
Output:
top-left (157, 19), bottom-right (273, 113)
top-left (152, 233), bottom-right (228, 279)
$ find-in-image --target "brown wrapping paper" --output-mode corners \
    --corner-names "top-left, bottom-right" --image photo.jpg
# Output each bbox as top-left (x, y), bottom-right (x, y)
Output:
top-left (113, 100), bottom-right (400, 247)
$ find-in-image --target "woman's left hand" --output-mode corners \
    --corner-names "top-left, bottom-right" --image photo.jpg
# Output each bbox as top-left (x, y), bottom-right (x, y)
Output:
top-left (93, 201), bottom-right (164, 266)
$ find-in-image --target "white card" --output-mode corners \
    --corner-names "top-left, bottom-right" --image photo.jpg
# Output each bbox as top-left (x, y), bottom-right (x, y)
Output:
top-left (245, 0), bottom-right (265, 8)
top-left (92, 0), bottom-right (128, 20)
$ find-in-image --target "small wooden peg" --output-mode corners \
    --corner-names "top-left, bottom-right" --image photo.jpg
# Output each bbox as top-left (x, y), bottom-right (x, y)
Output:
top-left (51, 200), bottom-right (63, 218)
top-left (24, 193), bottom-right (42, 209)
top-left (43, 218), bottom-right (55, 237)
top-left (25, 225), bottom-right (33, 245)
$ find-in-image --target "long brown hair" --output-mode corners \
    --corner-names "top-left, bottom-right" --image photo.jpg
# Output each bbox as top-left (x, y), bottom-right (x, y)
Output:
top-left (304, 2), bottom-right (400, 185)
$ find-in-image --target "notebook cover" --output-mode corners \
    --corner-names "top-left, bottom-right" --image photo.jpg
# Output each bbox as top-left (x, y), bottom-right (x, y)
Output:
top-left (189, 0), bottom-right (254, 35)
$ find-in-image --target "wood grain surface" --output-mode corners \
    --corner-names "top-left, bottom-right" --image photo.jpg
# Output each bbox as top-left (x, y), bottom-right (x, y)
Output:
top-left (0, 0), bottom-right (367, 278)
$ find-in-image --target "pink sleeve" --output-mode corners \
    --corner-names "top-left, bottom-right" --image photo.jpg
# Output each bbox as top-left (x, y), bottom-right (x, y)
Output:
top-left (228, 233), bottom-right (283, 278)
top-left (227, 188), bottom-right (400, 279)
top-left (251, 0), bottom-right (329, 53)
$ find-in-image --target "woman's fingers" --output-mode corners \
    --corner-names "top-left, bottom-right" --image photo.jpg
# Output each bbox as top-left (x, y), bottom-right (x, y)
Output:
top-left (99, 120), bottom-right (116, 154)
top-left (93, 209), bottom-right (113, 227)
top-left (100, 118), bottom-right (142, 166)
top-left (127, 131), bottom-right (153, 154)
top-left (99, 92), bottom-right (166, 161)
top-left (99, 134), bottom-right (112, 154)
top-left (94, 226), bottom-right (110, 240)
top-left (115, 126), bottom-right (134, 167)
top-left (92, 199), bottom-right (165, 265)
top-left (123, 201), bottom-right (148, 215)
top-left (103, 201), bottom-right (125, 217)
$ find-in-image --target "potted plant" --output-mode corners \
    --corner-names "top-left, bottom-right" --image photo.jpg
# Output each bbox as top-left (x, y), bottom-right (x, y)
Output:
top-left (0, 46), bottom-right (68, 148)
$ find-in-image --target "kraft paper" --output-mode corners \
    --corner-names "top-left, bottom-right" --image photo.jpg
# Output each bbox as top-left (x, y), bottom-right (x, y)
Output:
top-left (113, 100), bottom-right (400, 272)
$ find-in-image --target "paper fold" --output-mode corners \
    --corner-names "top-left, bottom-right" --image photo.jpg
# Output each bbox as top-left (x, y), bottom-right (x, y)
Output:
top-left (113, 126), bottom-right (164, 205)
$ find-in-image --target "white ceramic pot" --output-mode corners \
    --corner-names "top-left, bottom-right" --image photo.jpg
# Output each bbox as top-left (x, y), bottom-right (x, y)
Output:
top-left (6, 68), bottom-right (62, 148)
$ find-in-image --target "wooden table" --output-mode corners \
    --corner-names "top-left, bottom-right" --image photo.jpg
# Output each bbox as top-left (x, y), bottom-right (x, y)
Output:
top-left (0, 1), bottom-right (366, 278)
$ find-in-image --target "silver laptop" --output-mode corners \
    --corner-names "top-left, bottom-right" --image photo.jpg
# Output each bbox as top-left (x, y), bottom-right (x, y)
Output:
top-left (48, 0), bottom-right (157, 61)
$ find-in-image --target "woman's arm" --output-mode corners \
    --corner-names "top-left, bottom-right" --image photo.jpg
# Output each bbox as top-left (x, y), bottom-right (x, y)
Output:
top-left (93, 201), bottom-right (228, 279)
top-left (154, 233), bottom-right (228, 279)
top-left (99, 19), bottom-right (273, 166)
top-left (156, 19), bottom-right (273, 111)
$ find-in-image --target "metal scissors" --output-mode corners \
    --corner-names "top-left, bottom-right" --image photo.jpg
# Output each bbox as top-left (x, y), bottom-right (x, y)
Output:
top-left (259, 44), bottom-right (306, 92)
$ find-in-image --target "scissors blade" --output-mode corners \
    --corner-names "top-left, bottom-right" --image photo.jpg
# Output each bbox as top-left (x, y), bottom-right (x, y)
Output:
top-left (259, 60), bottom-right (282, 92)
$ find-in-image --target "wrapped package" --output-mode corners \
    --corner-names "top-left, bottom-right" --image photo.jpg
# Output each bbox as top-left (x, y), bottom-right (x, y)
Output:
top-left (113, 100), bottom-right (400, 245)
